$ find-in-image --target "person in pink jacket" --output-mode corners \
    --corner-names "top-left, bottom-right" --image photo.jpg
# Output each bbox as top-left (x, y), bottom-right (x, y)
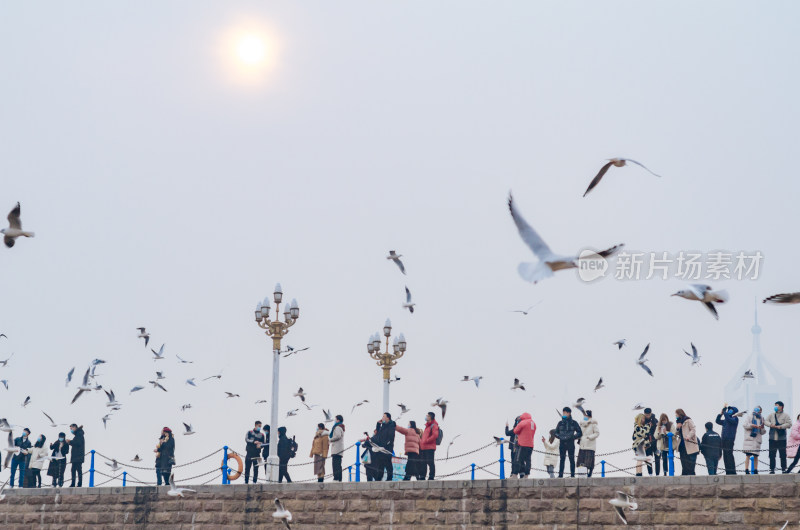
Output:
top-left (395, 420), bottom-right (423, 480)
top-left (419, 412), bottom-right (440, 480)
top-left (513, 412), bottom-right (536, 478)
top-left (785, 414), bottom-right (800, 473)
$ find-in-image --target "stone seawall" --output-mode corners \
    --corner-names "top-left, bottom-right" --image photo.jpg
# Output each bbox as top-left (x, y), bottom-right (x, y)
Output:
top-left (1, 474), bottom-right (799, 529)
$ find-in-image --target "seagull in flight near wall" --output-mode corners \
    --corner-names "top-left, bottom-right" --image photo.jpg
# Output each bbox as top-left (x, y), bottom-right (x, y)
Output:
top-left (272, 498), bottom-right (293, 529)
top-left (167, 473), bottom-right (196, 498)
top-left (608, 491), bottom-right (638, 525)
top-left (508, 193), bottom-right (624, 284)
top-left (583, 158), bottom-right (661, 197)
top-left (2, 202), bottom-right (35, 248)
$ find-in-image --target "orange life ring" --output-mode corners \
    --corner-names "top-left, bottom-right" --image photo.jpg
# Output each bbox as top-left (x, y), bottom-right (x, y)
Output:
top-left (221, 452), bottom-right (243, 481)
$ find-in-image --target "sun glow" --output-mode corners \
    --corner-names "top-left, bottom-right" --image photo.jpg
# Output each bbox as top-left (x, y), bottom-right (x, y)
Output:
top-left (236, 34), bottom-right (267, 66)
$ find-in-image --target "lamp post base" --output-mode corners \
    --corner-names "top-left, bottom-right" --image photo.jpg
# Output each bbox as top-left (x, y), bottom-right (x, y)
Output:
top-left (265, 455), bottom-right (281, 482)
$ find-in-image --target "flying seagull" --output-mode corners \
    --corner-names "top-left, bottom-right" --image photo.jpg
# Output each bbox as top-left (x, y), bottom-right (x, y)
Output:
top-left (42, 411), bottom-right (66, 428)
top-left (21, 396), bottom-right (31, 408)
top-left (186, 378), bottom-right (197, 387)
top-left (283, 346), bottom-right (309, 358)
top-left (101, 414), bottom-right (112, 429)
top-left (176, 354), bottom-right (193, 364)
top-left (203, 374), bottom-right (223, 381)
top-left (613, 339), bottom-right (627, 350)
top-left (510, 301), bottom-right (542, 315)
top-left (763, 293), bottom-right (800, 305)
top-left (151, 344), bottom-right (166, 361)
top-left (254, 399), bottom-right (267, 404)
top-left (167, 473), bottom-right (196, 498)
top-left (4, 432), bottom-right (21, 468)
top-left (388, 375), bottom-right (401, 384)
top-left (397, 403), bottom-right (410, 415)
top-left (2, 202), bottom-right (35, 248)
top-left (510, 378), bottom-right (526, 391)
top-left (224, 392), bottom-right (240, 398)
top-left (594, 378), bottom-right (605, 392)
top-left (106, 459), bottom-right (121, 472)
top-left (322, 409), bottom-right (333, 424)
top-left (672, 284), bottom-right (729, 320)
top-left (104, 389), bottom-right (121, 408)
top-left (0, 380), bottom-right (6, 390)
top-left (91, 358), bottom-right (106, 367)
top-left (136, 328), bottom-right (150, 348)
top-left (508, 193), bottom-right (623, 284)
top-left (182, 423), bottom-right (195, 435)
top-left (272, 498), bottom-right (293, 529)
top-left (633, 443), bottom-right (653, 464)
top-left (71, 369), bottom-right (93, 404)
top-left (132, 455), bottom-right (142, 462)
top-left (286, 409), bottom-right (299, 418)
top-left (293, 388), bottom-right (307, 402)
top-left (65, 367), bottom-right (75, 387)
top-left (684, 343), bottom-right (701, 367)
top-left (461, 376), bottom-right (482, 388)
top-left (431, 397), bottom-right (448, 419)
top-left (572, 398), bottom-right (587, 417)
top-left (637, 343), bottom-right (654, 377)
top-left (583, 158), bottom-right (661, 197)
top-left (387, 250), bottom-right (406, 275)
top-left (492, 436), bottom-right (511, 446)
top-left (0, 353), bottom-right (13, 367)
top-left (741, 369), bottom-right (755, 381)
top-left (403, 287), bottom-right (415, 314)
top-left (609, 491), bottom-right (638, 525)
top-left (156, 371), bottom-right (166, 380)
top-left (351, 400), bottom-right (369, 413)
top-left (129, 385), bottom-right (145, 394)
top-left (0, 419), bottom-right (14, 433)
top-left (632, 403), bottom-right (645, 411)
top-left (149, 380), bottom-right (168, 392)
top-left (181, 404), bottom-right (192, 412)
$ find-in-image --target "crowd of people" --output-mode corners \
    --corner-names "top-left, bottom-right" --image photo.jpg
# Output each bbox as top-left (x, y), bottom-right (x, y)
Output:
top-left (6, 424), bottom-right (85, 488)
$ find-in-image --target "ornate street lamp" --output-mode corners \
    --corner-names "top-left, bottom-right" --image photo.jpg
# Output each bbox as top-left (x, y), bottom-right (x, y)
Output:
top-left (367, 318), bottom-right (407, 412)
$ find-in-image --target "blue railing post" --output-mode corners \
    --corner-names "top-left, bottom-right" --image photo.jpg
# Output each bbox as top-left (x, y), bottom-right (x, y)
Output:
top-left (89, 450), bottom-right (95, 487)
top-left (355, 441), bottom-right (361, 482)
top-left (600, 460), bottom-right (606, 478)
top-left (222, 446), bottom-right (229, 485)
top-left (348, 466), bottom-right (352, 482)
top-left (751, 456), bottom-right (755, 473)
top-left (471, 463), bottom-right (476, 481)
top-left (499, 438), bottom-right (506, 479)
top-left (122, 471), bottom-right (127, 487)
top-left (667, 432), bottom-right (675, 477)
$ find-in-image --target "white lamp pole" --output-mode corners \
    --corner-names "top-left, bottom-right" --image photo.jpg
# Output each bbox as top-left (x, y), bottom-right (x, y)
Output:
top-left (367, 319), bottom-right (407, 413)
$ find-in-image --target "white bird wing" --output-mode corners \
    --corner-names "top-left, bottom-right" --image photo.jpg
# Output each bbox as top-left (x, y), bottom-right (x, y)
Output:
top-left (638, 343), bottom-right (650, 362)
top-left (688, 284), bottom-right (712, 299)
top-left (7, 203), bottom-right (21, 229)
top-left (622, 158), bottom-right (662, 178)
top-left (507, 194), bottom-right (553, 260)
top-left (81, 368), bottom-right (90, 386)
top-left (613, 504), bottom-right (628, 525)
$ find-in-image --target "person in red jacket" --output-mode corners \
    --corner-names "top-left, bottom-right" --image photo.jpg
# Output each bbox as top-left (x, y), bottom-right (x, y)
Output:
top-left (420, 412), bottom-right (439, 480)
top-left (395, 420), bottom-right (423, 480)
top-left (513, 412), bottom-right (537, 478)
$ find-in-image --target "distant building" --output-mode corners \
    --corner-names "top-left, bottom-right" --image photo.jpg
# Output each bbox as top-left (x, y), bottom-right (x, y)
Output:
top-left (724, 305), bottom-right (792, 417)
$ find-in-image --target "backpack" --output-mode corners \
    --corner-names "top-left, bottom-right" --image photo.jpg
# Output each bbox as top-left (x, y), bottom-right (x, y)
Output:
top-left (436, 427), bottom-right (444, 446)
top-left (289, 436), bottom-right (298, 459)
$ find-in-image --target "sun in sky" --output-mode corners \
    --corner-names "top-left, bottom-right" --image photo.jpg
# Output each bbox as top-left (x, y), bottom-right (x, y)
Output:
top-left (236, 34), bottom-right (267, 66)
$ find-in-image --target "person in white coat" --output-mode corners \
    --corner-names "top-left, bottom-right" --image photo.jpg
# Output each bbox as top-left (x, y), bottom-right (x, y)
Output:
top-left (28, 434), bottom-right (50, 488)
top-left (742, 406), bottom-right (766, 474)
top-left (329, 415), bottom-right (345, 482)
top-left (577, 411), bottom-right (600, 477)
top-left (541, 430), bottom-right (560, 478)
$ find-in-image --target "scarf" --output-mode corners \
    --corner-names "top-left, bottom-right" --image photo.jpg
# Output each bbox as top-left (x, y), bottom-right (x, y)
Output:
top-left (330, 422), bottom-right (343, 439)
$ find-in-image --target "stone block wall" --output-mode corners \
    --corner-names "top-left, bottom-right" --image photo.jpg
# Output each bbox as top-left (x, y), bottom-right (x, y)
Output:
top-left (1, 474), bottom-right (798, 529)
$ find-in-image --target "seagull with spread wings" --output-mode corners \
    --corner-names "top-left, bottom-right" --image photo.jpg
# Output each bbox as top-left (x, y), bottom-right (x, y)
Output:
top-left (672, 284), bottom-right (729, 320)
top-left (136, 327), bottom-right (150, 348)
top-left (583, 158), bottom-right (661, 197)
top-left (387, 250), bottom-right (406, 275)
top-left (637, 344), bottom-right (654, 377)
top-left (71, 369), bottom-right (93, 404)
top-left (1, 202), bottom-right (35, 248)
top-left (403, 287), bottom-right (415, 314)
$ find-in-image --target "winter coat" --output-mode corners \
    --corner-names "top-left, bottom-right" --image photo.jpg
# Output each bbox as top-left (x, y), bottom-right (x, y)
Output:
top-left (542, 438), bottom-right (560, 467)
top-left (277, 433), bottom-right (293, 460)
top-left (654, 422), bottom-right (678, 452)
top-left (643, 415), bottom-right (658, 444)
top-left (47, 440), bottom-right (69, 477)
top-left (330, 423), bottom-right (345, 457)
top-left (555, 418), bottom-right (582, 443)
top-left (156, 434), bottom-right (175, 468)
top-left (261, 430), bottom-right (271, 458)
top-left (578, 419), bottom-right (600, 451)
top-left (788, 421), bottom-right (800, 459)
top-left (420, 420), bottom-right (439, 451)
top-left (395, 425), bottom-right (421, 455)
top-left (742, 413), bottom-right (766, 453)
top-left (700, 430), bottom-right (722, 461)
top-left (765, 411), bottom-right (793, 442)
top-left (245, 429), bottom-right (266, 457)
top-left (29, 446), bottom-right (50, 470)
top-left (632, 423), bottom-right (651, 450)
top-left (11, 436), bottom-right (32, 463)
top-left (310, 429), bottom-right (330, 458)
top-left (676, 417), bottom-right (699, 455)
top-left (68, 428), bottom-right (85, 463)
top-left (513, 413), bottom-right (536, 448)
top-left (715, 407), bottom-right (739, 441)
top-left (370, 421), bottom-right (396, 453)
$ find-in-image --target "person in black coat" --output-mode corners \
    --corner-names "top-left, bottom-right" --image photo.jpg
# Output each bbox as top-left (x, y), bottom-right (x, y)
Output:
top-left (66, 424), bottom-right (85, 488)
top-left (244, 420), bottom-right (266, 484)
top-left (369, 413), bottom-right (397, 481)
top-left (276, 427), bottom-right (294, 483)
top-left (48, 433), bottom-right (70, 487)
top-left (555, 407), bottom-right (583, 478)
top-left (700, 422), bottom-right (723, 475)
top-left (362, 424), bottom-right (381, 481)
top-left (9, 428), bottom-right (32, 488)
top-left (155, 427), bottom-right (175, 485)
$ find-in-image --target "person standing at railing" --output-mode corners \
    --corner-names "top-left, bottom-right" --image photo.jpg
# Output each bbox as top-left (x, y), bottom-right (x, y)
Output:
top-left (276, 426), bottom-right (294, 483)
top-left (675, 409), bottom-right (699, 476)
top-left (513, 412), bottom-right (536, 479)
top-left (541, 430), bottom-right (559, 478)
top-left (765, 401), bottom-right (792, 474)
top-left (505, 416), bottom-right (521, 478)
top-left (330, 415), bottom-right (345, 482)
top-left (642, 408), bottom-right (658, 476)
top-left (28, 434), bottom-right (49, 488)
top-left (369, 413), bottom-right (396, 481)
top-left (66, 424), bottom-right (84, 488)
top-left (9, 428), bottom-right (32, 488)
top-left (783, 414), bottom-right (800, 473)
top-left (310, 423), bottom-right (330, 483)
top-left (244, 420), bottom-right (266, 484)
top-left (577, 410), bottom-right (599, 478)
top-left (715, 404), bottom-right (740, 475)
top-left (555, 407), bottom-right (581, 478)
top-left (700, 422), bottom-right (722, 475)
top-left (654, 414), bottom-right (676, 476)
top-left (395, 420), bottom-right (422, 481)
top-left (154, 427), bottom-right (175, 486)
top-left (632, 414), bottom-right (651, 477)
top-left (48, 432), bottom-right (69, 487)
top-left (420, 412), bottom-right (440, 480)
top-left (742, 406), bottom-right (765, 474)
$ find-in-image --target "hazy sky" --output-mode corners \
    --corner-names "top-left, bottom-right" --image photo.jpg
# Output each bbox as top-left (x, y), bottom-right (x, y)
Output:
top-left (2, 2), bottom-right (800, 483)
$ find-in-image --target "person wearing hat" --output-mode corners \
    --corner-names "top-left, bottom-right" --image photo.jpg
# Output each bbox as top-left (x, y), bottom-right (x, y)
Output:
top-left (10, 428), bottom-right (32, 487)
top-left (154, 427), bottom-right (175, 485)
